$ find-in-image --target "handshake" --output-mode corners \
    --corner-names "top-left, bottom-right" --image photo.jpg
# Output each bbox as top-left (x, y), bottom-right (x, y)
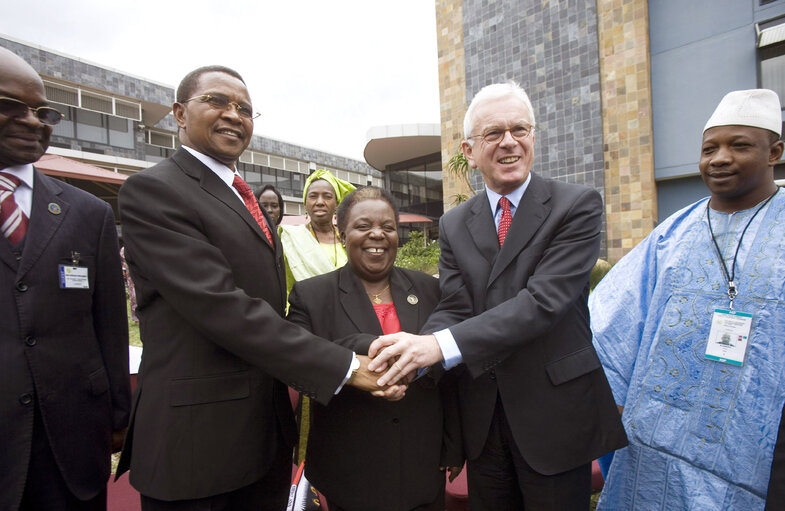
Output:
top-left (347, 332), bottom-right (443, 401)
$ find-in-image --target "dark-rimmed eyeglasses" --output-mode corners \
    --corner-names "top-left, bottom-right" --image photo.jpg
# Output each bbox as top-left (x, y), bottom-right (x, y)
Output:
top-left (181, 94), bottom-right (260, 120)
top-left (469, 124), bottom-right (535, 144)
top-left (0, 96), bottom-right (64, 126)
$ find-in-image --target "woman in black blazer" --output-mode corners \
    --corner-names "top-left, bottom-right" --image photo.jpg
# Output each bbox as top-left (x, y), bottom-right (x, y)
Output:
top-left (288, 186), bottom-right (462, 511)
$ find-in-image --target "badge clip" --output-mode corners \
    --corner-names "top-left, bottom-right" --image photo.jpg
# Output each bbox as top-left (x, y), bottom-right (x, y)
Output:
top-left (71, 251), bottom-right (80, 266)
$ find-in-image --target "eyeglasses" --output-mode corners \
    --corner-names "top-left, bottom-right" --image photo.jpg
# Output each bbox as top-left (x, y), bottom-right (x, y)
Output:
top-left (0, 96), bottom-right (64, 126)
top-left (181, 94), bottom-right (260, 120)
top-left (469, 124), bottom-right (534, 144)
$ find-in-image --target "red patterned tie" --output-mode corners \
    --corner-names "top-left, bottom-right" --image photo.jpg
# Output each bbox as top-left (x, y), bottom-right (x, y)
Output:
top-left (497, 196), bottom-right (512, 246)
top-left (0, 172), bottom-right (29, 244)
top-left (232, 175), bottom-right (274, 246)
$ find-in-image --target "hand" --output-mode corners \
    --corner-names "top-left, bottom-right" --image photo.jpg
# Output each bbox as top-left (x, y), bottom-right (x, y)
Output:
top-left (367, 332), bottom-right (443, 386)
top-left (348, 355), bottom-right (409, 401)
top-left (111, 428), bottom-right (127, 453)
top-left (440, 465), bottom-right (464, 483)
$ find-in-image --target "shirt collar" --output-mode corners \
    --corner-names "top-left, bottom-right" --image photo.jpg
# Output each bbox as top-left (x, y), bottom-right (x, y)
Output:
top-left (485, 172), bottom-right (531, 213)
top-left (182, 145), bottom-right (238, 187)
top-left (1, 163), bottom-right (35, 190)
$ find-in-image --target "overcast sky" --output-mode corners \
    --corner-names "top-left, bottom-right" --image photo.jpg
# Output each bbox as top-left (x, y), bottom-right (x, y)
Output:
top-left (0, 0), bottom-right (441, 161)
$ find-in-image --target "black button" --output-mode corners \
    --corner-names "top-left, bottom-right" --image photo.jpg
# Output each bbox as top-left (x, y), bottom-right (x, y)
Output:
top-left (13, 251), bottom-right (21, 261)
top-left (489, 370), bottom-right (496, 380)
top-left (15, 282), bottom-right (28, 292)
top-left (392, 418), bottom-right (400, 424)
top-left (24, 336), bottom-right (36, 346)
top-left (19, 393), bottom-right (33, 405)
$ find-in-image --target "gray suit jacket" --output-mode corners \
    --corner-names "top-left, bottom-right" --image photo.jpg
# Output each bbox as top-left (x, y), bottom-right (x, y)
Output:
top-left (423, 173), bottom-right (627, 475)
top-left (0, 169), bottom-right (130, 508)
top-left (116, 148), bottom-right (355, 500)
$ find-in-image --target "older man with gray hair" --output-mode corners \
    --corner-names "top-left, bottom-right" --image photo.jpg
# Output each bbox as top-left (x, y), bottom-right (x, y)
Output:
top-left (369, 81), bottom-right (626, 510)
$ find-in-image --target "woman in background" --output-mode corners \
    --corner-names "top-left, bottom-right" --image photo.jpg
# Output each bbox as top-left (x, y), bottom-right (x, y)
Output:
top-left (256, 184), bottom-right (284, 225)
top-left (279, 169), bottom-right (355, 295)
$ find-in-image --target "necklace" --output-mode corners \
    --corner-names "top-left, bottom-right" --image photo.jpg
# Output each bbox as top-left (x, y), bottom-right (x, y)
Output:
top-left (368, 283), bottom-right (390, 305)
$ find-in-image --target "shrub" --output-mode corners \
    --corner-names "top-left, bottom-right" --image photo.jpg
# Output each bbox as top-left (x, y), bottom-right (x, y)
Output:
top-left (396, 231), bottom-right (440, 275)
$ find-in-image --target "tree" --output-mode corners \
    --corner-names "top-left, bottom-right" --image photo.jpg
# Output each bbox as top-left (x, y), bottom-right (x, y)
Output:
top-left (446, 149), bottom-right (475, 205)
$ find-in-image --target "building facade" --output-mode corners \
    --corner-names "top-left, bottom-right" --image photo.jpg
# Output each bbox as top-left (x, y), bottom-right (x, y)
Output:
top-left (436, 0), bottom-right (785, 262)
top-left (0, 35), bottom-right (384, 222)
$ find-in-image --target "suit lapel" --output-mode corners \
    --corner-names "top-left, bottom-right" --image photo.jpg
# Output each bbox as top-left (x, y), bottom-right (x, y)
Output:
top-left (172, 149), bottom-right (274, 251)
top-left (16, 170), bottom-right (69, 278)
top-left (338, 265), bottom-right (383, 335)
top-left (488, 173), bottom-right (551, 285)
top-left (465, 191), bottom-right (499, 265)
top-left (389, 268), bottom-right (419, 332)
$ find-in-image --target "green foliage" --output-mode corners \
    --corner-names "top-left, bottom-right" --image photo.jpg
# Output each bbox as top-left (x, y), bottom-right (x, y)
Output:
top-left (590, 258), bottom-right (613, 292)
top-left (446, 149), bottom-right (475, 204)
top-left (396, 231), bottom-right (440, 275)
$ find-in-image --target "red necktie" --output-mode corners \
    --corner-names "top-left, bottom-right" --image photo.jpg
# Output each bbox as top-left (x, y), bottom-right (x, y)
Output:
top-left (497, 196), bottom-right (512, 247)
top-left (232, 175), bottom-right (274, 246)
top-left (0, 172), bottom-right (29, 245)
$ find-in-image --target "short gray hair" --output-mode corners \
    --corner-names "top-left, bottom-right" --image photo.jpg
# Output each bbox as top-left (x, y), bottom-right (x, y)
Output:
top-left (463, 81), bottom-right (536, 143)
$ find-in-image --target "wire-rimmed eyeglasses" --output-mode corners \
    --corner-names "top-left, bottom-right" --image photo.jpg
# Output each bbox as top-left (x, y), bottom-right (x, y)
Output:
top-left (468, 124), bottom-right (535, 144)
top-left (181, 94), bottom-right (261, 120)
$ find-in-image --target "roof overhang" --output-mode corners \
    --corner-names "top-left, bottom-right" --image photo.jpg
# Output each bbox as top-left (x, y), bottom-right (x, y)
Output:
top-left (363, 124), bottom-right (441, 171)
top-left (35, 154), bottom-right (127, 184)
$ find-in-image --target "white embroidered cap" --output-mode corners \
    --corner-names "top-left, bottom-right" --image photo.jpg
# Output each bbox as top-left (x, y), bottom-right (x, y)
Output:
top-left (703, 89), bottom-right (782, 136)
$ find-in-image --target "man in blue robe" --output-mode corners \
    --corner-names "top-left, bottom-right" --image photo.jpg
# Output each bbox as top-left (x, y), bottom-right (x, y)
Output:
top-left (591, 89), bottom-right (785, 510)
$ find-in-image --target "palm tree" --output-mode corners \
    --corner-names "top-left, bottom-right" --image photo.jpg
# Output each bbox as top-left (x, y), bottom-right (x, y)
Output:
top-left (446, 149), bottom-right (475, 205)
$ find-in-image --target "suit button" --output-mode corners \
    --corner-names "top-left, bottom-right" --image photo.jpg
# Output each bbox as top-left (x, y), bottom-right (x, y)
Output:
top-left (24, 336), bottom-right (36, 346)
top-left (489, 370), bottom-right (496, 380)
top-left (16, 282), bottom-right (28, 292)
top-left (19, 393), bottom-right (33, 405)
top-left (392, 418), bottom-right (399, 424)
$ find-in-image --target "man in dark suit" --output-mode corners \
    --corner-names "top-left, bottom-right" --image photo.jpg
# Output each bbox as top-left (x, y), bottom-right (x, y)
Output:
top-left (117, 65), bottom-right (400, 510)
top-left (370, 81), bottom-right (627, 510)
top-left (0, 47), bottom-right (131, 510)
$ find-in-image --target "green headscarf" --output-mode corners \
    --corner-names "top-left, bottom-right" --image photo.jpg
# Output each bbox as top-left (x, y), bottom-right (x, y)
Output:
top-left (302, 169), bottom-right (356, 204)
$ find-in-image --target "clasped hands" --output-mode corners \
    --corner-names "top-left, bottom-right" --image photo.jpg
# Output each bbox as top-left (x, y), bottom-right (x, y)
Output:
top-left (348, 332), bottom-right (443, 401)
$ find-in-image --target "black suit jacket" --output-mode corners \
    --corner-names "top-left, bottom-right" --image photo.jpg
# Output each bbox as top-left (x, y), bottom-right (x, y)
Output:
top-left (0, 169), bottom-right (130, 508)
top-left (288, 266), bottom-right (462, 511)
top-left (423, 173), bottom-right (627, 476)
top-left (116, 148), bottom-right (355, 500)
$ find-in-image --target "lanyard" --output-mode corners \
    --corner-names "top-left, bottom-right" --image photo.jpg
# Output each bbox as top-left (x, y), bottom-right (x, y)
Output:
top-left (705, 188), bottom-right (778, 309)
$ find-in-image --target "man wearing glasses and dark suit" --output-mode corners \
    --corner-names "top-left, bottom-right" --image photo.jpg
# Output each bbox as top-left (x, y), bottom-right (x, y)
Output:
top-left (116, 65), bottom-right (402, 510)
top-left (0, 47), bottom-right (131, 510)
top-left (369, 81), bottom-right (627, 510)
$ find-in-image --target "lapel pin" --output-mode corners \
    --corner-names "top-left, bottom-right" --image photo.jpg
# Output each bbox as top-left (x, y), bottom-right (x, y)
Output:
top-left (48, 203), bottom-right (62, 215)
top-left (407, 294), bottom-right (418, 305)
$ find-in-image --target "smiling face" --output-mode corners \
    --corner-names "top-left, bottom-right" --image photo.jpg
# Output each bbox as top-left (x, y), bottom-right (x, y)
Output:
top-left (699, 125), bottom-right (783, 212)
top-left (341, 199), bottom-right (398, 284)
top-left (461, 94), bottom-right (535, 196)
top-left (0, 50), bottom-right (52, 169)
top-left (305, 179), bottom-right (338, 227)
top-left (173, 71), bottom-right (252, 167)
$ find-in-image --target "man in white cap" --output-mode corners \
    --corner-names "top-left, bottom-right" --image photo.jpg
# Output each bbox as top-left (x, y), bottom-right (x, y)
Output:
top-left (590, 89), bottom-right (785, 510)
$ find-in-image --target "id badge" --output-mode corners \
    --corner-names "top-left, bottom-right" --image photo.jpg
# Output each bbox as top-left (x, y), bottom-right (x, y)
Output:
top-left (59, 265), bottom-right (89, 289)
top-left (705, 308), bottom-right (752, 366)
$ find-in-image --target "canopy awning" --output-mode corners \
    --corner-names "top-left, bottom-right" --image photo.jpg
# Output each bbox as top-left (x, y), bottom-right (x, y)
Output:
top-left (35, 154), bottom-right (128, 184)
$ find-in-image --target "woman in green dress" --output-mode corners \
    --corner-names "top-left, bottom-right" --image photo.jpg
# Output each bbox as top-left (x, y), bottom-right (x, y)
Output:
top-left (279, 169), bottom-right (356, 295)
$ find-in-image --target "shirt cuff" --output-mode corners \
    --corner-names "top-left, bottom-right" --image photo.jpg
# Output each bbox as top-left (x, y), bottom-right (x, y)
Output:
top-left (335, 353), bottom-right (359, 394)
top-left (434, 329), bottom-right (462, 370)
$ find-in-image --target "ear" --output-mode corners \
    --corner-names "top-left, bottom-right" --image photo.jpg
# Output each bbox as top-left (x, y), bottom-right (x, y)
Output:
top-left (173, 102), bottom-right (187, 129)
top-left (769, 140), bottom-right (784, 166)
top-left (461, 140), bottom-right (476, 169)
top-left (340, 231), bottom-right (347, 246)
